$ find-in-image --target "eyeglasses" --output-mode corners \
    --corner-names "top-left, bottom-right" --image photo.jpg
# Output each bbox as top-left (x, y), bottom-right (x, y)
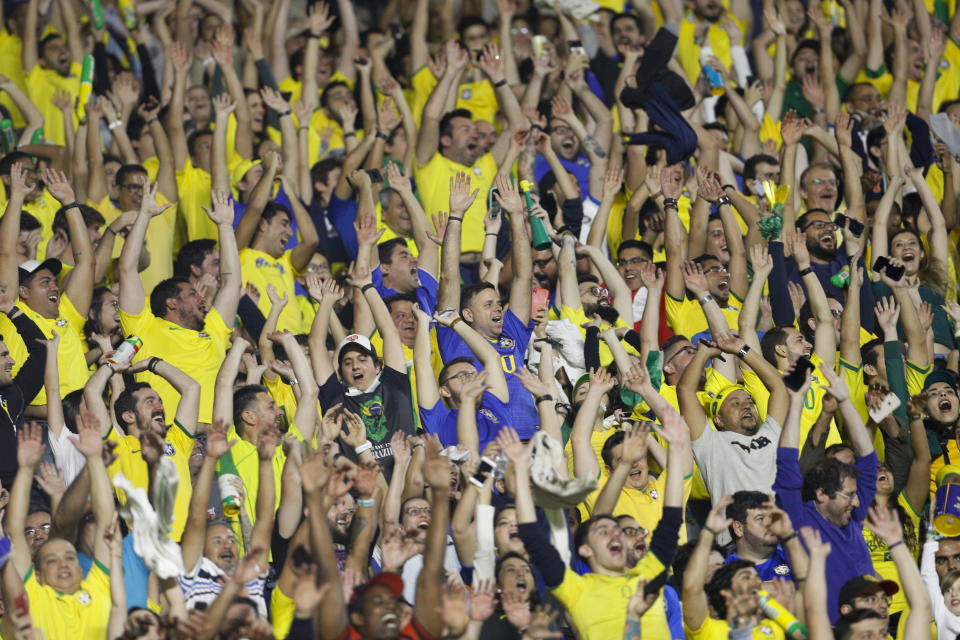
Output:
top-left (587, 286), bottom-right (609, 298)
top-left (664, 345), bottom-right (696, 366)
top-left (305, 264), bottom-right (330, 274)
top-left (834, 490), bottom-right (858, 503)
top-left (550, 125), bottom-right (573, 135)
top-left (440, 370), bottom-right (474, 386)
top-left (830, 308), bottom-right (843, 318)
top-left (405, 506), bottom-right (432, 517)
top-left (809, 177), bottom-right (838, 188)
top-left (803, 220), bottom-right (837, 232)
top-left (616, 257), bottom-right (649, 268)
top-left (24, 523), bottom-right (51, 538)
top-left (703, 265), bottom-right (728, 275)
top-left (621, 526), bottom-right (649, 538)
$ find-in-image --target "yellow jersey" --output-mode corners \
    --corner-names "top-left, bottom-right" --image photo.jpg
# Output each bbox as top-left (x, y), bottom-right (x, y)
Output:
top-left (25, 61), bottom-right (81, 146)
top-left (414, 152), bottom-right (497, 254)
top-left (176, 159), bottom-right (214, 243)
top-left (686, 616), bottom-right (785, 639)
top-left (239, 248), bottom-right (302, 333)
top-left (664, 291), bottom-right (743, 339)
top-left (25, 559), bottom-right (112, 640)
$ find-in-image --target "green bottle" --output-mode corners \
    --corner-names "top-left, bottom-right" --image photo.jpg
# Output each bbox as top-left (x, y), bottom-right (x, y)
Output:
top-left (91, 0), bottom-right (105, 29)
top-left (0, 120), bottom-right (15, 154)
top-left (77, 54), bottom-right (94, 124)
top-left (519, 179), bottom-right (551, 250)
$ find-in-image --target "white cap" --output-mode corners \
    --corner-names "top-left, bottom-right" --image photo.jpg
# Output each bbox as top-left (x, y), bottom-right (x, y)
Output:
top-left (336, 333), bottom-right (378, 364)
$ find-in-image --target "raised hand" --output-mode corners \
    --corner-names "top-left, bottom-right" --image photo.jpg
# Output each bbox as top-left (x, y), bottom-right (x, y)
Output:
top-left (35, 461), bottom-right (65, 497)
top-left (470, 579), bottom-right (498, 621)
top-left (260, 86), bottom-right (291, 113)
top-left (660, 165), bottom-right (683, 200)
top-left (681, 260), bottom-right (710, 297)
top-left (340, 409), bottom-right (368, 448)
top-left (168, 41), bottom-right (193, 75)
top-left (203, 188), bottom-right (234, 225)
top-left (426, 211), bottom-right (449, 246)
top-left (40, 168), bottom-right (76, 204)
top-left (212, 93), bottom-right (235, 115)
top-left (789, 228), bottom-right (811, 269)
top-left (353, 212), bottom-right (385, 249)
top-left (493, 173), bottom-right (524, 216)
top-left (450, 171), bottom-right (479, 215)
top-left (750, 243), bottom-right (773, 280)
top-left (380, 523), bottom-right (423, 571)
top-left (140, 177), bottom-right (173, 218)
top-left (71, 405), bottom-right (105, 459)
top-left (9, 162), bottom-right (31, 197)
top-left (695, 165), bottom-right (723, 203)
top-left (306, 1), bottom-right (335, 35)
top-left (874, 296), bottom-right (901, 336)
top-left (713, 330), bottom-right (747, 355)
top-left (627, 577), bottom-right (657, 620)
top-left (475, 43), bottom-right (505, 80)
top-left (353, 460), bottom-right (380, 497)
top-left (780, 110), bottom-right (806, 145)
top-left (496, 426), bottom-right (533, 466)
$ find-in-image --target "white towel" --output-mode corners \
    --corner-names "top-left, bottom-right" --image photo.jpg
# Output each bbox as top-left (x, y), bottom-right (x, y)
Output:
top-left (529, 431), bottom-right (598, 509)
top-left (113, 458), bottom-right (185, 579)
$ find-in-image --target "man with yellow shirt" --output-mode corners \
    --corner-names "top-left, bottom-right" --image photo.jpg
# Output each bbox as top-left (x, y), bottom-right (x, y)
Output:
top-left (0, 166), bottom-right (94, 412)
top-left (21, 0), bottom-right (83, 146)
top-left (105, 354), bottom-right (201, 542)
top-left (414, 39), bottom-right (526, 257)
top-left (118, 182), bottom-right (241, 426)
top-left (511, 389), bottom-right (688, 640)
top-left (3, 417), bottom-right (120, 640)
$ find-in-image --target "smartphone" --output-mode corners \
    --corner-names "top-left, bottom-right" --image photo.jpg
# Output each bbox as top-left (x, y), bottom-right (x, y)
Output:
top-left (568, 39), bottom-right (587, 56)
top-left (698, 337), bottom-right (726, 362)
top-left (488, 186), bottom-right (501, 219)
top-left (470, 456), bottom-right (497, 487)
top-left (783, 356), bottom-right (814, 392)
top-left (834, 213), bottom-right (864, 238)
top-left (366, 169), bottom-right (384, 183)
top-left (643, 571), bottom-right (669, 599)
top-left (872, 255), bottom-right (905, 281)
top-left (531, 287), bottom-right (550, 317)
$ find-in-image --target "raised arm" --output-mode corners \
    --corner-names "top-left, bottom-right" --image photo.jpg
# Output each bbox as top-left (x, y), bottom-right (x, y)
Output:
top-left (719, 330), bottom-right (789, 426)
top-left (435, 171), bottom-right (473, 313)
top-left (677, 344), bottom-right (715, 441)
top-left (499, 175), bottom-right (532, 324)
top-left (789, 229), bottom-right (836, 368)
top-left (274, 330), bottom-right (320, 441)
top-left (662, 165), bottom-right (687, 300)
top-left (9, 424), bottom-right (46, 576)
top-left (683, 497), bottom-right (734, 632)
top-left (818, 363), bottom-right (873, 456)
top-left (166, 42), bottom-right (192, 172)
top-left (414, 445), bottom-right (454, 637)
top-left (434, 311), bottom-right (509, 403)
top-left (308, 278), bottom-right (343, 385)
top-left (570, 368), bottom-right (616, 479)
top-left (739, 243), bottom-right (774, 352)
top-left (416, 41), bottom-right (468, 166)
top-left (210, 93), bottom-right (234, 194)
top-left (207, 189), bottom-right (242, 323)
top-left (118, 178), bottom-right (171, 314)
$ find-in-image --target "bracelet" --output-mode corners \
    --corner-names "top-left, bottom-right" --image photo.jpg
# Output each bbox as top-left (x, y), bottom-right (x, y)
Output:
top-left (278, 109), bottom-right (292, 118)
top-left (716, 195), bottom-right (732, 207)
top-left (448, 216), bottom-right (463, 223)
top-left (721, 184), bottom-right (735, 192)
top-left (738, 344), bottom-right (752, 359)
top-left (781, 530), bottom-right (798, 543)
top-left (703, 525), bottom-right (721, 537)
top-left (794, 576), bottom-right (806, 583)
top-left (492, 78), bottom-right (508, 88)
top-left (343, 131), bottom-right (356, 138)
top-left (699, 293), bottom-right (714, 305)
top-left (147, 356), bottom-right (161, 373)
top-left (411, 442), bottom-right (425, 450)
top-left (354, 440), bottom-right (373, 455)
top-left (450, 317), bottom-right (463, 329)
top-left (107, 119), bottom-right (123, 130)
top-left (535, 394), bottom-right (554, 404)
top-left (357, 497), bottom-right (375, 507)
top-left (62, 201), bottom-right (80, 211)
top-left (486, 232), bottom-right (498, 237)
top-left (376, 131), bottom-right (389, 140)
top-left (104, 226), bottom-right (117, 236)
top-left (146, 117), bottom-right (159, 125)
top-left (887, 539), bottom-right (905, 552)
top-left (361, 283), bottom-right (376, 294)
top-left (290, 378), bottom-right (299, 386)
top-left (909, 414), bottom-right (924, 421)
top-left (798, 266), bottom-right (813, 277)
top-left (662, 197), bottom-right (679, 210)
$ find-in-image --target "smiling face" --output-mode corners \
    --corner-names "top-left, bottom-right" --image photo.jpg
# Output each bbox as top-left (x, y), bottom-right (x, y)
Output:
top-left (724, 566), bottom-right (762, 606)
top-left (791, 46), bottom-right (819, 80)
top-left (26, 510), bottom-right (51, 551)
top-left (927, 382), bottom-right (960, 424)
top-left (494, 507), bottom-right (525, 555)
top-left (339, 348), bottom-right (381, 391)
top-left (171, 282), bottom-right (207, 330)
top-left (204, 523), bottom-right (239, 572)
top-left (705, 219), bottom-right (730, 264)
top-left (699, 257), bottom-right (731, 304)
top-left (800, 167), bottom-right (839, 212)
top-left (607, 442), bottom-right (648, 491)
top-left (401, 498), bottom-right (432, 543)
top-left (438, 361), bottom-right (479, 406)
top-left (353, 584), bottom-right (403, 640)
top-left (532, 248), bottom-right (558, 289)
top-left (41, 36), bottom-right (72, 75)
top-left (190, 131), bottom-right (213, 173)
top-left (37, 539), bottom-right (83, 593)
top-left (463, 288), bottom-right (504, 340)
top-left (889, 230), bottom-right (924, 277)
top-left (20, 268), bottom-right (60, 319)
top-left (818, 475), bottom-right (859, 527)
top-left (616, 247), bottom-right (649, 291)
top-left (579, 281), bottom-right (611, 316)
top-left (618, 516), bottom-right (648, 566)
top-left (846, 84), bottom-right (884, 129)
top-left (95, 290), bottom-right (122, 340)
top-left (780, 327), bottom-right (813, 365)
top-left (132, 387), bottom-right (167, 433)
top-left (549, 118), bottom-right (581, 161)
top-left (875, 464), bottom-right (894, 497)
top-left (611, 15), bottom-right (645, 56)
top-left (715, 390), bottom-right (759, 435)
top-left (326, 494), bottom-right (356, 542)
top-left (799, 210), bottom-right (838, 259)
top-left (475, 120), bottom-right (497, 155)
top-left (580, 517), bottom-right (628, 572)
top-left (246, 92), bottom-right (266, 132)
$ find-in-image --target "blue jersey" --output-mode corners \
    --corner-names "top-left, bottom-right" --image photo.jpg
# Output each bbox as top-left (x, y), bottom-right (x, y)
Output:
top-left (436, 310), bottom-right (538, 437)
top-left (419, 393), bottom-right (511, 451)
top-left (726, 545), bottom-right (793, 582)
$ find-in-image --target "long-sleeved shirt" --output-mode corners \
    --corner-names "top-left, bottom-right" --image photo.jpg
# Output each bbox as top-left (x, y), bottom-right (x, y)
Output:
top-left (921, 539), bottom-right (960, 640)
top-left (0, 310), bottom-right (47, 488)
top-left (774, 446), bottom-right (878, 623)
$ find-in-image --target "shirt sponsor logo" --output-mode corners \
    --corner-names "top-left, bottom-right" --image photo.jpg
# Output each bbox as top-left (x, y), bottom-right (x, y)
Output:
top-left (254, 257), bottom-right (285, 273)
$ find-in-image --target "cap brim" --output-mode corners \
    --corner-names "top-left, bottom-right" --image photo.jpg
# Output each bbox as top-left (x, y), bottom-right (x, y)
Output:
top-left (858, 580), bottom-right (900, 598)
top-left (18, 258), bottom-right (61, 283)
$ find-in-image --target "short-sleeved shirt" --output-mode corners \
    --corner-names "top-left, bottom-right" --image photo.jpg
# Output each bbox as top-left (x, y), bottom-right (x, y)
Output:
top-left (119, 305), bottom-right (232, 424)
top-left (664, 292), bottom-right (743, 343)
top-left (25, 62), bottom-right (81, 146)
top-left (107, 421), bottom-right (195, 540)
top-left (685, 616), bottom-right (785, 639)
top-left (419, 393), bottom-right (511, 451)
top-left (318, 367), bottom-right (417, 476)
top-left (239, 248), bottom-right (302, 333)
top-left (176, 160), bottom-right (214, 242)
top-left (725, 546), bottom-right (793, 582)
top-left (436, 310), bottom-right (538, 437)
top-left (414, 152), bottom-right (498, 254)
top-left (691, 416), bottom-right (781, 512)
top-left (25, 559), bottom-right (112, 640)
top-left (863, 492), bottom-right (921, 615)
top-left (1, 295), bottom-right (89, 405)
top-left (179, 555), bottom-right (267, 618)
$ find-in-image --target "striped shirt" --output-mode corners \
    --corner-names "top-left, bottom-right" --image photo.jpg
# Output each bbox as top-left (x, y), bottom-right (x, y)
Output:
top-left (178, 556), bottom-right (267, 618)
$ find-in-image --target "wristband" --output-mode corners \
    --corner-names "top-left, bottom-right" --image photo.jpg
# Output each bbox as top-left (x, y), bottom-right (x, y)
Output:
top-left (721, 184), bottom-right (735, 192)
top-left (449, 317), bottom-right (463, 329)
top-left (290, 378), bottom-right (299, 386)
top-left (887, 539), bottom-right (905, 552)
top-left (486, 232), bottom-right (498, 237)
top-left (703, 525), bottom-right (721, 537)
top-left (535, 394), bottom-right (553, 404)
top-left (108, 119), bottom-right (123, 130)
top-left (278, 109), bottom-right (292, 117)
top-left (448, 216), bottom-right (463, 223)
top-left (798, 266), bottom-right (813, 277)
top-left (104, 226), bottom-right (117, 236)
top-left (492, 78), bottom-right (508, 88)
top-left (361, 283), bottom-right (376, 294)
top-left (738, 344), bottom-right (752, 359)
top-left (146, 117), bottom-right (159, 125)
top-left (376, 131), bottom-right (390, 140)
top-left (354, 440), bottom-right (373, 455)
top-left (780, 530), bottom-right (798, 543)
top-left (357, 497), bottom-right (375, 507)
top-left (716, 194), bottom-right (732, 207)
top-left (662, 197), bottom-right (678, 210)
top-left (62, 201), bottom-right (80, 211)
top-left (343, 131), bottom-right (356, 138)
top-left (699, 293), bottom-right (714, 305)
top-left (147, 356), bottom-right (162, 373)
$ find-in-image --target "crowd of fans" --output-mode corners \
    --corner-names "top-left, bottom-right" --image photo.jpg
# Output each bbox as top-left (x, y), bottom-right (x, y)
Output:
top-left (2, 0), bottom-right (960, 637)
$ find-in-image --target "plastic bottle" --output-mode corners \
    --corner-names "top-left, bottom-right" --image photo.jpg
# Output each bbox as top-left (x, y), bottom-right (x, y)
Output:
top-left (216, 454), bottom-right (242, 517)
top-left (106, 335), bottom-right (143, 368)
top-left (519, 179), bottom-right (552, 250)
top-left (76, 55), bottom-right (94, 124)
top-left (820, 0), bottom-right (847, 27)
top-left (830, 264), bottom-right (850, 289)
top-left (0, 120), bottom-right (15, 154)
top-left (492, 453), bottom-right (508, 480)
top-left (91, 0), bottom-right (105, 29)
top-left (702, 65), bottom-right (725, 96)
top-left (757, 590), bottom-right (809, 640)
top-left (29, 127), bottom-right (43, 145)
top-left (119, 0), bottom-right (137, 30)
